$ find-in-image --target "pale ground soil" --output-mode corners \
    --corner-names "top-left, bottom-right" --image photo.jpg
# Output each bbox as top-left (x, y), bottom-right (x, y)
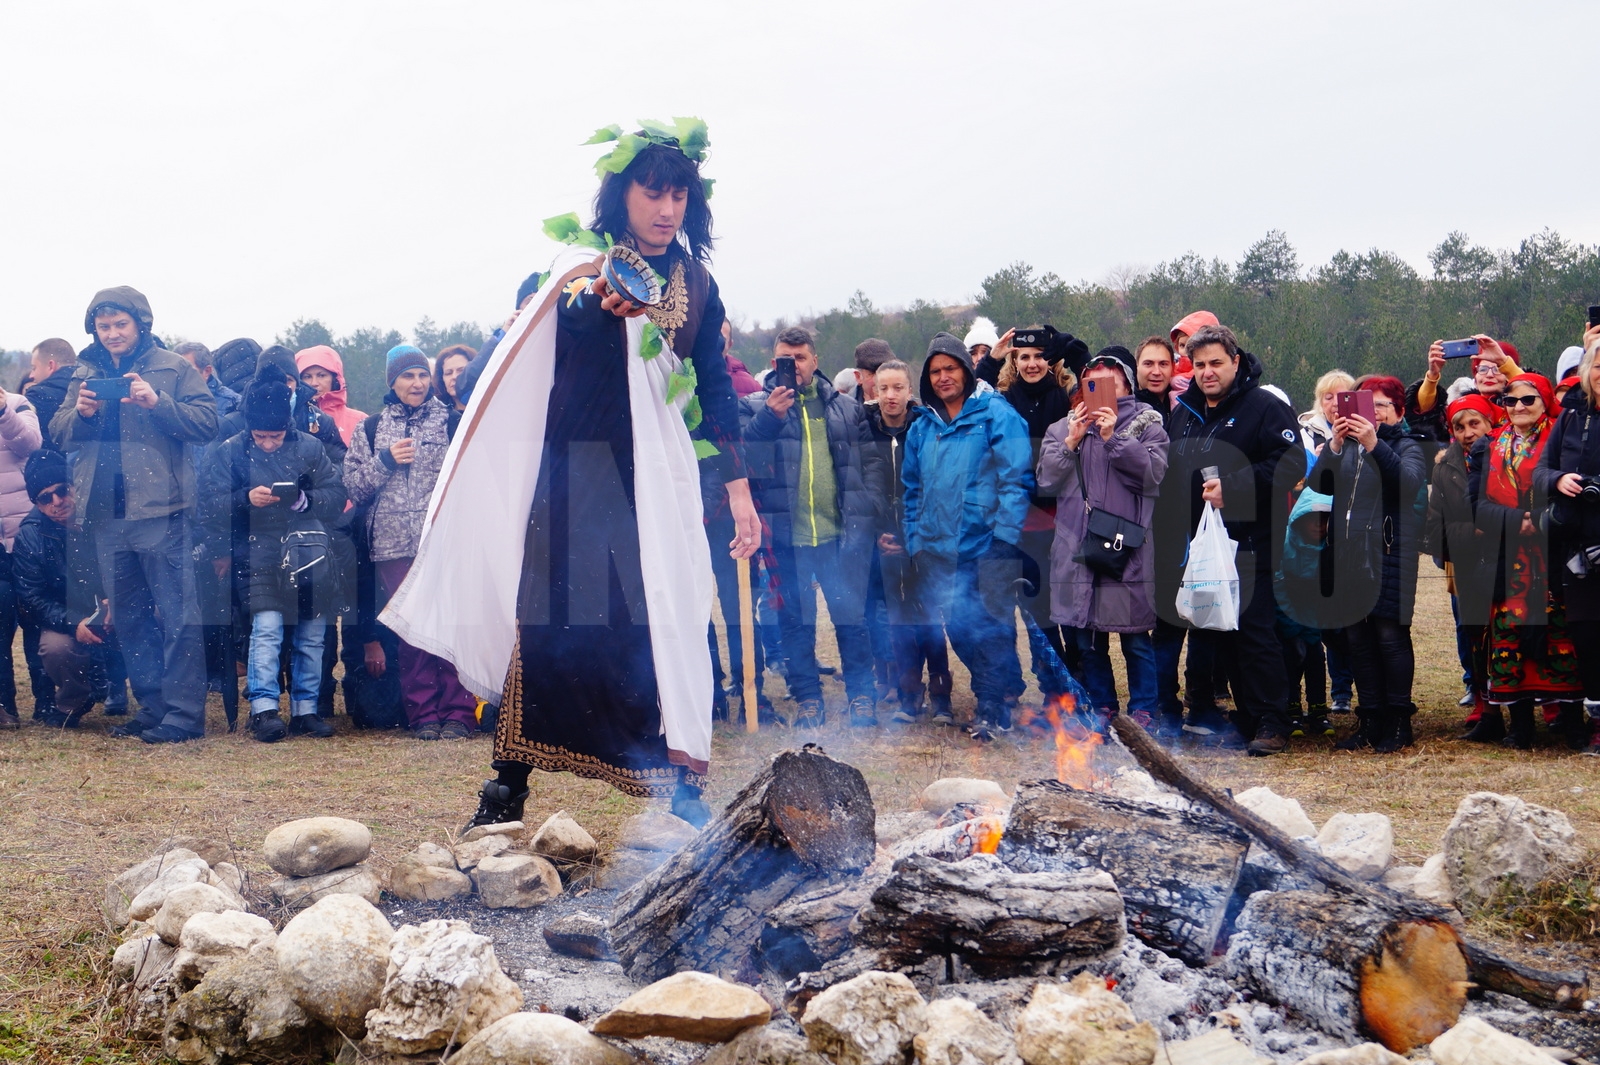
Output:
top-left (1, 571), bottom-right (1594, 1061)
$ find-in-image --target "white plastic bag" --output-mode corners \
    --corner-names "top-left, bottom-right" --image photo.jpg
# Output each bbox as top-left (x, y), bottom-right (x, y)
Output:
top-left (1176, 502), bottom-right (1240, 631)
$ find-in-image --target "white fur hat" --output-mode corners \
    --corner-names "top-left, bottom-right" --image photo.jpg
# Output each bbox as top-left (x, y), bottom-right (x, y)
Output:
top-left (1557, 345), bottom-right (1584, 382)
top-left (963, 316), bottom-right (1000, 350)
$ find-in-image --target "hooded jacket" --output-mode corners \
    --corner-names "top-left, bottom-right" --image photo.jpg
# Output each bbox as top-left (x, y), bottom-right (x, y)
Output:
top-left (864, 399), bottom-right (925, 537)
top-left (739, 368), bottom-right (884, 550)
top-left (341, 392), bottom-right (455, 562)
top-left (1153, 349), bottom-right (1299, 580)
top-left (1306, 419), bottom-right (1429, 625)
top-left (0, 393), bottom-right (43, 549)
top-left (1037, 396), bottom-right (1169, 632)
top-left (29, 365), bottom-right (75, 451)
top-left (203, 426), bottom-right (347, 617)
top-left (211, 371), bottom-right (347, 470)
top-left (51, 287), bottom-right (219, 524)
top-left (902, 335), bottom-right (1033, 560)
top-left (295, 346), bottom-right (368, 445)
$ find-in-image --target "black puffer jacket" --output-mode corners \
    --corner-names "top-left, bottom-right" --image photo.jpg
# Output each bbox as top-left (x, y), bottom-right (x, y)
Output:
top-left (212, 386), bottom-right (346, 470)
top-left (203, 428), bottom-right (347, 618)
top-left (1425, 441), bottom-right (1493, 625)
top-left (13, 508), bottom-right (100, 634)
top-left (29, 366), bottom-right (75, 452)
top-left (1307, 420), bottom-right (1429, 626)
top-left (1001, 376), bottom-right (1073, 511)
top-left (1153, 350), bottom-right (1301, 578)
top-left (864, 400), bottom-right (925, 537)
top-left (739, 370), bottom-right (886, 549)
top-left (1535, 387), bottom-right (1600, 552)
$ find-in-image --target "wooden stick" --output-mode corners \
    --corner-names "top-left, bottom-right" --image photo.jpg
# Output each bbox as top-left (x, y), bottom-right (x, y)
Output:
top-left (738, 558), bottom-right (757, 733)
top-left (1107, 715), bottom-right (1590, 1010)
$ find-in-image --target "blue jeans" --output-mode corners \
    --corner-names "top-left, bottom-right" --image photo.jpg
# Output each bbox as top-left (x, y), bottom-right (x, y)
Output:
top-left (247, 611), bottom-right (326, 716)
top-left (1079, 630), bottom-right (1158, 714)
top-left (916, 549), bottom-right (1019, 708)
top-left (773, 539), bottom-right (873, 703)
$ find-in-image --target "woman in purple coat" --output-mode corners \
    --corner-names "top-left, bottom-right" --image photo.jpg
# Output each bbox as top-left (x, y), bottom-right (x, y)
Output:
top-left (1036, 348), bottom-right (1169, 723)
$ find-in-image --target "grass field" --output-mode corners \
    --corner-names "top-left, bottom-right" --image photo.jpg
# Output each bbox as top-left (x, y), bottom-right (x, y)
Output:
top-left (1, 572), bottom-right (1595, 1062)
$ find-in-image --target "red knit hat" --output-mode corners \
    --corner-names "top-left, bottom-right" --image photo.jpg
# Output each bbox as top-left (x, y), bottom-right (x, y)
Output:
top-left (1445, 393), bottom-right (1497, 427)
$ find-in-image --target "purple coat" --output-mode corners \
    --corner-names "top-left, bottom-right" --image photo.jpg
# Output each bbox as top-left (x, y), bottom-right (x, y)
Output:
top-left (1037, 397), bottom-right (1169, 632)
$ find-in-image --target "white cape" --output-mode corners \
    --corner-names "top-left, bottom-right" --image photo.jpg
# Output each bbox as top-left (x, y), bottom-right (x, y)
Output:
top-left (381, 246), bottom-right (715, 768)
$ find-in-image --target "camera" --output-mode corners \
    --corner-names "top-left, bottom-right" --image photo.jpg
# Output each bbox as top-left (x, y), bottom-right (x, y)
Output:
top-left (1581, 475), bottom-right (1600, 499)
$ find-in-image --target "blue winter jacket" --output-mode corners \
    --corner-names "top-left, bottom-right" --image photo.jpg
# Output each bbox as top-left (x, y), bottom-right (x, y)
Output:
top-left (902, 387), bottom-right (1034, 561)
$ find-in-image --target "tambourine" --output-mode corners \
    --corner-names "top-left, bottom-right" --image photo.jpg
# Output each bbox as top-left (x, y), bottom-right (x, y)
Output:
top-left (601, 245), bottom-right (663, 307)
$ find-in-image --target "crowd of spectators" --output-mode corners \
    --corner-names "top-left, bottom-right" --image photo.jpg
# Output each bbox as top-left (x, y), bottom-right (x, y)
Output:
top-left (6, 281), bottom-right (1600, 761)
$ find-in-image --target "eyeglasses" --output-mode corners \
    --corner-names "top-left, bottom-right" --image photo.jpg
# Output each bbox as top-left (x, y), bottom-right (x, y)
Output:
top-left (33, 487), bottom-right (70, 504)
top-left (1500, 394), bottom-right (1542, 408)
top-left (1372, 400), bottom-right (1396, 411)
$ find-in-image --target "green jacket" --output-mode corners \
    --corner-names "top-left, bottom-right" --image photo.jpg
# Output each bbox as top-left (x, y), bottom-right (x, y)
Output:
top-left (52, 332), bottom-right (218, 524)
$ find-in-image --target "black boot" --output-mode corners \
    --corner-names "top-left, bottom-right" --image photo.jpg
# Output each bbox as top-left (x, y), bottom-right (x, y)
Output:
top-left (1503, 701), bottom-right (1535, 751)
top-left (1556, 703), bottom-right (1590, 751)
top-left (1373, 708), bottom-right (1413, 754)
top-left (1333, 711), bottom-right (1377, 751)
top-left (462, 779), bottom-right (529, 836)
top-left (671, 779), bottom-right (711, 829)
top-left (1459, 706), bottom-right (1505, 743)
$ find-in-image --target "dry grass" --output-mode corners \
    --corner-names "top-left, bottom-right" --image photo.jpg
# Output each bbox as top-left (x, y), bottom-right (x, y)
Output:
top-left (2, 572), bottom-right (1597, 1059)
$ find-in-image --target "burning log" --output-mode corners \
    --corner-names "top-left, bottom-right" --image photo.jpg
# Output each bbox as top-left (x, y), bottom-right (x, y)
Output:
top-left (759, 870), bottom-right (890, 979)
top-left (851, 853), bottom-right (1126, 978)
top-left (609, 747), bottom-right (877, 983)
top-left (1226, 889), bottom-right (1469, 1053)
top-left (997, 779), bottom-right (1250, 966)
top-left (1106, 714), bottom-right (1590, 1014)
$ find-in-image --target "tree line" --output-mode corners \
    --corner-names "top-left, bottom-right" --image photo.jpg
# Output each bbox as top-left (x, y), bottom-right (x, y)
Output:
top-left (731, 229), bottom-right (1600, 407)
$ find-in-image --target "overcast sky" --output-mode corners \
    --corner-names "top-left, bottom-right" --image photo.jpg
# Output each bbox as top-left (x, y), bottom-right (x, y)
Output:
top-left (2, 0), bottom-right (1595, 351)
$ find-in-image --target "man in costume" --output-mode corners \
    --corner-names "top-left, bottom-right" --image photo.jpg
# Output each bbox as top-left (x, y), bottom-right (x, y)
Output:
top-left (382, 119), bottom-right (758, 829)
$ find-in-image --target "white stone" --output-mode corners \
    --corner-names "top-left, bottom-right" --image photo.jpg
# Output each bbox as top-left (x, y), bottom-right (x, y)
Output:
top-left (912, 997), bottom-right (1020, 1064)
top-left (411, 841), bottom-right (458, 868)
top-left (113, 933), bottom-right (176, 989)
top-left (918, 778), bottom-right (1010, 816)
top-left (155, 835), bottom-right (231, 866)
top-left (595, 847), bottom-right (669, 890)
top-left (460, 819), bottom-right (525, 843)
top-left (1429, 1016), bottom-right (1563, 1065)
top-left (1103, 768), bottom-right (1190, 811)
top-left (1235, 786), bottom-right (1317, 839)
top-left (802, 970), bottom-right (928, 1065)
top-left (1382, 865), bottom-right (1422, 892)
top-left (389, 856), bottom-right (473, 902)
top-left (593, 970), bottom-right (771, 1043)
top-left (703, 1025), bottom-right (830, 1064)
top-left (362, 919), bottom-right (523, 1055)
top-left (1442, 792), bottom-right (1582, 913)
top-left (1297, 1043), bottom-right (1409, 1065)
top-left (1156, 1029), bottom-right (1271, 1064)
top-left (275, 894), bottom-right (394, 1034)
top-left (271, 863), bottom-right (382, 906)
top-left (450, 1011), bottom-right (636, 1065)
top-left (152, 882), bottom-right (241, 945)
top-left (453, 833), bottom-right (514, 870)
top-left (263, 816), bottom-right (373, 877)
top-left (164, 944), bottom-right (334, 1064)
top-left (473, 853), bottom-right (562, 908)
top-left (530, 811), bottom-right (599, 865)
top-left (1013, 973), bottom-right (1158, 1065)
top-left (1412, 853), bottom-right (1456, 907)
top-left (126, 857), bottom-right (211, 923)
top-left (1317, 812), bottom-right (1394, 881)
top-left (104, 848), bottom-right (201, 929)
top-left (619, 807), bottom-right (699, 852)
top-left (208, 861), bottom-right (244, 896)
top-left (172, 910), bottom-right (277, 985)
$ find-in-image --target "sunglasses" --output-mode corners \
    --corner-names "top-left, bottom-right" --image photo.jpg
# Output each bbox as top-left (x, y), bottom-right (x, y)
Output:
top-left (1500, 394), bottom-right (1543, 408)
top-left (33, 487), bottom-right (71, 504)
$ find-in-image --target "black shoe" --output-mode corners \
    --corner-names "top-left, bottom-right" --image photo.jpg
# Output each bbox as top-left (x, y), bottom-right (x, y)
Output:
top-left (1504, 704), bottom-right (1535, 751)
top-left (0, 709), bottom-right (18, 731)
top-left (142, 724), bottom-right (200, 744)
top-left (34, 710), bottom-right (72, 728)
top-left (794, 699), bottom-right (823, 729)
top-left (251, 713), bottom-right (287, 743)
top-left (1459, 712), bottom-right (1505, 743)
top-left (463, 779), bottom-right (529, 836)
top-left (289, 714), bottom-right (334, 738)
top-left (1334, 713), bottom-right (1378, 751)
top-left (439, 720), bottom-right (472, 740)
top-left (102, 703), bottom-right (128, 717)
top-left (712, 688), bottom-right (731, 723)
top-left (1556, 704), bottom-right (1590, 751)
top-left (848, 694), bottom-right (877, 728)
top-left (1373, 712), bottom-right (1412, 754)
top-left (671, 782), bottom-right (711, 829)
top-left (108, 719), bottom-right (154, 738)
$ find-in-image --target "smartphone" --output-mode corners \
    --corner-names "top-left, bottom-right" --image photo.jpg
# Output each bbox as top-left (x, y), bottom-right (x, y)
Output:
top-left (85, 376), bottom-right (132, 400)
top-left (774, 356), bottom-right (797, 393)
top-left (1440, 338), bottom-right (1480, 360)
top-left (1013, 328), bottom-right (1048, 349)
top-left (1588, 305), bottom-right (1600, 328)
top-left (1336, 390), bottom-right (1377, 423)
top-left (1083, 376), bottom-right (1116, 415)
top-left (270, 481), bottom-right (297, 503)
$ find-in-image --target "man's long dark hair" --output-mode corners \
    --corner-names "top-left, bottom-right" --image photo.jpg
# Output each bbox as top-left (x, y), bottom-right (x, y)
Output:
top-left (590, 141), bottom-right (714, 263)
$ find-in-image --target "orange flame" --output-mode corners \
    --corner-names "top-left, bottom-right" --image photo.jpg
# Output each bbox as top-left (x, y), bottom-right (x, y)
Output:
top-left (1045, 695), bottom-right (1104, 789)
top-left (973, 815), bottom-right (1004, 855)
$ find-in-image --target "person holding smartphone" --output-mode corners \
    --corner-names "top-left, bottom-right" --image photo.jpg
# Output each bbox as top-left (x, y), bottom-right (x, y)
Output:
top-left (204, 371), bottom-right (346, 742)
top-left (50, 287), bottom-right (218, 744)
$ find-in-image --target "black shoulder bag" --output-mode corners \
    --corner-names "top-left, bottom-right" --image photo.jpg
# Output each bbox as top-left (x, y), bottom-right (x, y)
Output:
top-left (1069, 445), bottom-right (1146, 581)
